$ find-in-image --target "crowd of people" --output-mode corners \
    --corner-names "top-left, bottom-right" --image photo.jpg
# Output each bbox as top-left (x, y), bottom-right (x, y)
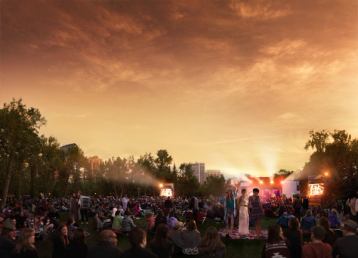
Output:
top-left (0, 189), bottom-right (357, 258)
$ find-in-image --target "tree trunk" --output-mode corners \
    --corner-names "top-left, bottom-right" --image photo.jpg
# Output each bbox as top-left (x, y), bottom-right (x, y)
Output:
top-left (1, 158), bottom-right (13, 209)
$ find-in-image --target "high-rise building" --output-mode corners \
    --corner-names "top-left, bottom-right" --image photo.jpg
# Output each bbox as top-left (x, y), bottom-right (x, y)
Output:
top-left (205, 170), bottom-right (223, 178)
top-left (190, 163), bottom-right (206, 184)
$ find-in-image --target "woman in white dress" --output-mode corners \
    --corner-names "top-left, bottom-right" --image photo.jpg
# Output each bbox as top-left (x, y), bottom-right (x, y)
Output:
top-left (238, 189), bottom-right (250, 236)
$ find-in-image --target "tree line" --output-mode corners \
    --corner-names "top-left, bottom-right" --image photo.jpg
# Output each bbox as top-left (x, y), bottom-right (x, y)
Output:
top-left (0, 99), bottom-right (226, 208)
top-left (1, 99), bottom-right (357, 208)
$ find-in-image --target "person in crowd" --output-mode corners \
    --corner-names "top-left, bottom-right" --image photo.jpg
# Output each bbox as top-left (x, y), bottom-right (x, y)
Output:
top-left (79, 195), bottom-right (90, 224)
top-left (0, 223), bottom-right (17, 258)
top-left (12, 228), bottom-right (38, 258)
top-left (0, 215), bottom-right (4, 234)
top-left (66, 217), bottom-right (78, 240)
top-left (302, 226), bottom-right (331, 258)
top-left (94, 212), bottom-right (103, 232)
top-left (69, 193), bottom-right (79, 223)
top-left (149, 224), bottom-right (174, 258)
top-left (121, 210), bottom-right (136, 234)
top-left (145, 212), bottom-right (156, 234)
top-left (301, 209), bottom-right (316, 241)
top-left (224, 190), bottom-right (235, 234)
top-left (168, 221), bottom-right (184, 253)
top-left (277, 211), bottom-right (295, 233)
top-left (238, 189), bottom-right (249, 236)
top-left (181, 219), bottom-right (201, 255)
top-left (88, 229), bottom-right (122, 258)
top-left (164, 197), bottom-right (173, 214)
top-left (249, 188), bottom-right (264, 237)
top-left (66, 228), bottom-right (87, 258)
top-left (167, 211), bottom-right (178, 230)
top-left (328, 209), bottom-right (341, 229)
top-left (333, 219), bottom-right (358, 258)
top-left (122, 195), bottom-right (129, 212)
top-left (121, 227), bottom-right (158, 258)
top-left (318, 217), bottom-right (336, 246)
top-left (198, 226), bottom-right (225, 258)
top-left (154, 210), bottom-right (167, 231)
top-left (262, 224), bottom-right (290, 258)
top-left (51, 224), bottom-right (69, 258)
top-left (346, 193), bottom-right (357, 221)
top-left (293, 195), bottom-right (302, 220)
top-left (285, 217), bottom-right (302, 258)
top-left (112, 211), bottom-right (122, 234)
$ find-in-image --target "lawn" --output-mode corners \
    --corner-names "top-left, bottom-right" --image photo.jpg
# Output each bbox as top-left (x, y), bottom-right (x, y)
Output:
top-left (37, 215), bottom-right (276, 258)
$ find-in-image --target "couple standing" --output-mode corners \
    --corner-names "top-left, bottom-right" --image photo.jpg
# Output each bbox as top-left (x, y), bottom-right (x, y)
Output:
top-left (237, 188), bottom-right (263, 237)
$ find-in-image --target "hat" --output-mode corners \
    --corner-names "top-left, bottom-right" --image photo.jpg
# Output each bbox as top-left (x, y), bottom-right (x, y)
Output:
top-left (342, 219), bottom-right (358, 232)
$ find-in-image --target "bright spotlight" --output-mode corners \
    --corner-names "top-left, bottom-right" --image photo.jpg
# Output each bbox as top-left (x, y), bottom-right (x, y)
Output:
top-left (280, 180), bottom-right (284, 185)
top-left (324, 171), bottom-right (329, 177)
top-left (159, 183), bottom-right (163, 188)
top-left (259, 180), bottom-right (263, 185)
top-left (270, 180), bottom-right (274, 185)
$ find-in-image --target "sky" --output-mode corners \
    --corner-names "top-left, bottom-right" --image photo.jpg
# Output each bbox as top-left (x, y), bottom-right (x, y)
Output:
top-left (1, 0), bottom-right (358, 177)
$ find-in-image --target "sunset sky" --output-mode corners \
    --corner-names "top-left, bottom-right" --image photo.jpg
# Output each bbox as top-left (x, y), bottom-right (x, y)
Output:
top-left (1, 0), bottom-right (358, 177)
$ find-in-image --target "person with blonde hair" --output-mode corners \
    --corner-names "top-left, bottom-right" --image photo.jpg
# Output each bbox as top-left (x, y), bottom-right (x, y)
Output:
top-left (13, 228), bottom-right (38, 258)
top-left (199, 226), bottom-right (225, 258)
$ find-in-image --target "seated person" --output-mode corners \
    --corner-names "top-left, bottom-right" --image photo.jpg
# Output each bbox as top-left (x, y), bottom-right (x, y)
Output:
top-left (181, 220), bottom-right (201, 255)
top-left (198, 226), bottom-right (225, 258)
top-left (121, 210), bottom-right (136, 234)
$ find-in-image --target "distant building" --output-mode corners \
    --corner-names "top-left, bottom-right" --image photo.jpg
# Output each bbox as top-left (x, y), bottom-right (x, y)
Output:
top-left (190, 163), bottom-right (206, 184)
top-left (60, 143), bottom-right (79, 153)
top-left (206, 170), bottom-right (223, 178)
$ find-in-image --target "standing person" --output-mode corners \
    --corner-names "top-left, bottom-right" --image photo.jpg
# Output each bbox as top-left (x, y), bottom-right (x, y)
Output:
top-left (285, 218), bottom-right (303, 258)
top-left (12, 228), bottom-right (38, 258)
top-left (332, 220), bottom-right (358, 258)
top-left (346, 193), bottom-right (357, 221)
top-left (122, 195), bottom-right (129, 212)
top-left (293, 195), bottom-right (303, 220)
top-left (302, 226), bottom-right (331, 258)
top-left (87, 229), bottom-right (122, 258)
top-left (301, 210), bottom-right (316, 242)
top-left (112, 211), bottom-right (122, 234)
top-left (262, 225), bottom-right (290, 258)
top-left (79, 195), bottom-right (90, 224)
top-left (66, 229), bottom-right (87, 258)
top-left (238, 189), bottom-right (250, 236)
top-left (149, 224), bottom-right (174, 258)
top-left (121, 228), bottom-right (158, 258)
top-left (224, 191), bottom-right (235, 234)
top-left (70, 193), bottom-right (79, 223)
top-left (51, 224), bottom-right (69, 258)
top-left (249, 188), bottom-right (264, 237)
top-left (198, 226), bottom-right (226, 258)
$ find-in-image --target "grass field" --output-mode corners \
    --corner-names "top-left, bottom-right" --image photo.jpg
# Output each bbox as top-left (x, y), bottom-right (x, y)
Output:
top-left (37, 215), bottom-right (276, 258)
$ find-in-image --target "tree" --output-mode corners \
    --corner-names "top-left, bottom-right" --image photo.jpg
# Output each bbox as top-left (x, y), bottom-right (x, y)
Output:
top-left (304, 130), bottom-right (330, 153)
top-left (176, 163), bottom-right (200, 196)
top-left (201, 175), bottom-right (226, 196)
top-left (155, 150), bottom-right (175, 182)
top-left (0, 99), bottom-right (45, 208)
top-left (303, 130), bottom-right (358, 202)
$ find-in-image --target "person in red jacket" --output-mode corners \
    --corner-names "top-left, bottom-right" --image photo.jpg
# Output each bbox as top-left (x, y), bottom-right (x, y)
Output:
top-left (302, 226), bottom-right (332, 258)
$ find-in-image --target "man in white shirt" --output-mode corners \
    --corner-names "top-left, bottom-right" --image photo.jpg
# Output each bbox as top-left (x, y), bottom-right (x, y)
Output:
top-left (122, 195), bottom-right (129, 212)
